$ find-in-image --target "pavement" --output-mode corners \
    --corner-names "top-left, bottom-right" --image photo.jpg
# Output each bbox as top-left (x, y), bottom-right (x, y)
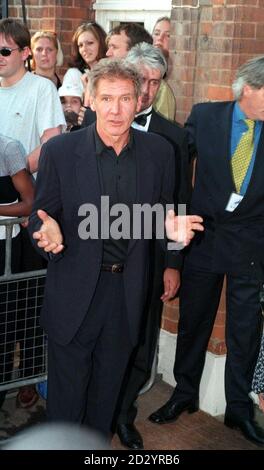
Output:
top-left (0, 379), bottom-right (264, 451)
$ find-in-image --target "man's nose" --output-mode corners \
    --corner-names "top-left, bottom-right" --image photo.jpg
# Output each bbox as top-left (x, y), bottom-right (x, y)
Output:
top-left (111, 100), bottom-right (120, 114)
top-left (106, 49), bottom-right (112, 57)
top-left (141, 81), bottom-right (150, 95)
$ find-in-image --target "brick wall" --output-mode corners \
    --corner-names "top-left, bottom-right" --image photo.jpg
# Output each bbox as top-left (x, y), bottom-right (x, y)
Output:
top-left (169, 0), bottom-right (264, 125)
top-left (8, 0), bottom-right (96, 75)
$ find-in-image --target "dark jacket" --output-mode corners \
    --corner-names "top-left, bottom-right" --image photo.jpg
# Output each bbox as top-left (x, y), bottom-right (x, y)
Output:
top-left (28, 124), bottom-right (175, 345)
top-left (185, 101), bottom-right (264, 279)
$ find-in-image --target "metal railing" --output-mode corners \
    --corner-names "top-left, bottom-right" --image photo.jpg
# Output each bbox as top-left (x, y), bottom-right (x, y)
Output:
top-left (0, 217), bottom-right (47, 392)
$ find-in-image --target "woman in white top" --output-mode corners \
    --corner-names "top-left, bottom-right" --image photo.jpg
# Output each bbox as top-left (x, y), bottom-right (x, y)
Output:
top-left (31, 30), bottom-right (64, 89)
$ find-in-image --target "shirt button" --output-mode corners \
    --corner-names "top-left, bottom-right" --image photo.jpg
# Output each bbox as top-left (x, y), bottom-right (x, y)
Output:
top-left (250, 261), bottom-right (255, 266)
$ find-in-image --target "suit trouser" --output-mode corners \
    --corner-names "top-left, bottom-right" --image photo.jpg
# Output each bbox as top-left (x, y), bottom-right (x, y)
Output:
top-left (46, 271), bottom-right (133, 436)
top-left (172, 265), bottom-right (262, 420)
top-left (116, 242), bottom-right (164, 425)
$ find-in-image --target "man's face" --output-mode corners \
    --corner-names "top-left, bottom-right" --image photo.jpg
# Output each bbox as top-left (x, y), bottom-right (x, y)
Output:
top-left (240, 85), bottom-right (264, 121)
top-left (0, 33), bottom-right (29, 81)
top-left (90, 77), bottom-right (141, 140)
top-left (139, 66), bottom-right (162, 112)
top-left (106, 32), bottom-right (129, 58)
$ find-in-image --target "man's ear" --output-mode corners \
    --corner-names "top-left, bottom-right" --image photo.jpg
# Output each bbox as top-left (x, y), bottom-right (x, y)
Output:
top-left (242, 84), bottom-right (253, 98)
top-left (22, 46), bottom-right (31, 62)
top-left (136, 95), bottom-right (142, 114)
top-left (90, 95), bottom-right (96, 112)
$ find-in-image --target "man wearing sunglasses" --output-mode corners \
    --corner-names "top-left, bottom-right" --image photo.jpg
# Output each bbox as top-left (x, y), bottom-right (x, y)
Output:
top-left (0, 18), bottom-right (65, 173)
top-left (0, 18), bottom-right (65, 410)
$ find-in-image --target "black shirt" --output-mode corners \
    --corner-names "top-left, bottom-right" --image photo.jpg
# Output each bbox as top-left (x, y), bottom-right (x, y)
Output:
top-left (94, 128), bottom-right (137, 264)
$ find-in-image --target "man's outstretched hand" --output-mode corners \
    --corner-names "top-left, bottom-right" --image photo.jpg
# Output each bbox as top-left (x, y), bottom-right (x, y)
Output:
top-left (166, 210), bottom-right (204, 246)
top-left (33, 209), bottom-right (64, 254)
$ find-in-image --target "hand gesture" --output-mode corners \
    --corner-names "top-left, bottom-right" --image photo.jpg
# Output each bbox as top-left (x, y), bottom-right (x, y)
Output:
top-left (166, 210), bottom-right (204, 246)
top-left (33, 209), bottom-right (64, 254)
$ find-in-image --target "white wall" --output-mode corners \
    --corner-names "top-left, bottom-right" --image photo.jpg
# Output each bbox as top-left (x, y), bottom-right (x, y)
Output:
top-left (158, 329), bottom-right (227, 416)
top-left (94, 0), bottom-right (172, 33)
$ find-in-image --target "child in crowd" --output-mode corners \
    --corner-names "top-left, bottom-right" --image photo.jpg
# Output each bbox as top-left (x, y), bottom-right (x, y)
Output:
top-left (58, 82), bottom-right (83, 132)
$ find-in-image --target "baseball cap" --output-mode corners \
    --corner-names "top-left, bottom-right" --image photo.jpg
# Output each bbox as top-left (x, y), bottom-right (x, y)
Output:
top-left (58, 82), bottom-right (83, 99)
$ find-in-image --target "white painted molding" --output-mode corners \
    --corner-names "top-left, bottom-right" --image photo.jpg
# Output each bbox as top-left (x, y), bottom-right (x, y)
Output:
top-left (158, 329), bottom-right (227, 416)
top-left (94, 0), bottom-right (172, 11)
top-left (93, 0), bottom-right (171, 33)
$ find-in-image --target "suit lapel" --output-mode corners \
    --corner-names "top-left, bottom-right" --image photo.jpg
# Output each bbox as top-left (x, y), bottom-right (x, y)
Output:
top-left (148, 110), bottom-right (160, 134)
top-left (128, 131), bottom-right (154, 255)
top-left (75, 124), bottom-right (101, 209)
top-left (212, 102), bottom-right (234, 194)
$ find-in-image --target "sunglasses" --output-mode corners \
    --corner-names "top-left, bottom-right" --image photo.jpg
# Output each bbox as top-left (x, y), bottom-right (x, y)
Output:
top-left (0, 47), bottom-right (21, 57)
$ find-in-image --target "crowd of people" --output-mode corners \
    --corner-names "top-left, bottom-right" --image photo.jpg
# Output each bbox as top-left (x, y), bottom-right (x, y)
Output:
top-left (0, 14), bottom-right (264, 451)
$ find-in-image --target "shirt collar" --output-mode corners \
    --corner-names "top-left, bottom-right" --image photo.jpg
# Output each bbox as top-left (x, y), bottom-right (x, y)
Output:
top-left (135, 105), bottom-right (153, 118)
top-left (234, 101), bottom-right (247, 123)
top-left (94, 126), bottom-right (134, 157)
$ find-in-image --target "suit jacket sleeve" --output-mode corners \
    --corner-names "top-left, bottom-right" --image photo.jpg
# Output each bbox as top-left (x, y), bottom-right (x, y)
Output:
top-left (28, 140), bottom-right (64, 262)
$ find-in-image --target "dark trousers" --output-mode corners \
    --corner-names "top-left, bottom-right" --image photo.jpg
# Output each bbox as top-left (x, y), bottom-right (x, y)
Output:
top-left (116, 242), bottom-right (164, 425)
top-left (46, 271), bottom-right (133, 436)
top-left (172, 266), bottom-right (263, 420)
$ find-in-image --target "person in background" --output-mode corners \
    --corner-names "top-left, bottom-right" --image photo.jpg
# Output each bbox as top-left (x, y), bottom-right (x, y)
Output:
top-left (31, 30), bottom-right (64, 89)
top-left (152, 16), bottom-right (171, 61)
top-left (252, 285), bottom-right (264, 413)
top-left (152, 16), bottom-right (176, 121)
top-left (63, 22), bottom-right (106, 94)
top-left (0, 18), bottom-right (65, 409)
top-left (149, 55), bottom-right (264, 447)
top-left (105, 23), bottom-right (152, 59)
top-left (0, 134), bottom-right (35, 410)
top-left (58, 82), bottom-right (83, 131)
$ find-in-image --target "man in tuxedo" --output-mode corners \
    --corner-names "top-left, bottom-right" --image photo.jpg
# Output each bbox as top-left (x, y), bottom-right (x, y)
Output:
top-left (149, 55), bottom-right (264, 446)
top-left (28, 58), bottom-right (202, 439)
top-left (82, 43), bottom-right (190, 448)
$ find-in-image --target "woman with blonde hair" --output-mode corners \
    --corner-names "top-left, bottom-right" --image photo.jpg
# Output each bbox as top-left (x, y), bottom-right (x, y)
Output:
top-left (31, 30), bottom-right (63, 89)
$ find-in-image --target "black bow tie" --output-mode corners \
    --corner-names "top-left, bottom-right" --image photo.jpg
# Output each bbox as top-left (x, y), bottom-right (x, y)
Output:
top-left (133, 110), bottom-right (152, 126)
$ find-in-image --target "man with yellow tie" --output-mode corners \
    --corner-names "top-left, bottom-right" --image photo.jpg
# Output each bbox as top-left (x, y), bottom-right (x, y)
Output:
top-left (149, 56), bottom-right (264, 446)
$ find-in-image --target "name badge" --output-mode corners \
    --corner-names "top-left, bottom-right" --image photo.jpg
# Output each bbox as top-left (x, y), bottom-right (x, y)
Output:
top-left (225, 192), bottom-right (244, 212)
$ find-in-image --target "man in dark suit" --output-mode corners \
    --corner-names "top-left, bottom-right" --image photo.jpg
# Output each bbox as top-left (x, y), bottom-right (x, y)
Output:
top-left (82, 43), bottom-right (190, 448)
top-left (149, 55), bottom-right (264, 446)
top-left (29, 58), bottom-right (202, 439)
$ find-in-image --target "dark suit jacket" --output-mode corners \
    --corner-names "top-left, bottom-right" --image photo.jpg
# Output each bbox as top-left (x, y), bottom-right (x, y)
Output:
top-left (185, 101), bottom-right (264, 279)
top-left (28, 124), bottom-right (175, 345)
top-left (82, 107), bottom-right (191, 270)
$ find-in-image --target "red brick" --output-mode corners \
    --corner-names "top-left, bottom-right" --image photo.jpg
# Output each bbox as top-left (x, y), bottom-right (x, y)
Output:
top-left (161, 318), bottom-right (178, 334)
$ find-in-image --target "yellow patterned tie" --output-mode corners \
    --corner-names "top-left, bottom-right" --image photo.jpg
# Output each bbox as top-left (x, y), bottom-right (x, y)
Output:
top-left (231, 119), bottom-right (255, 193)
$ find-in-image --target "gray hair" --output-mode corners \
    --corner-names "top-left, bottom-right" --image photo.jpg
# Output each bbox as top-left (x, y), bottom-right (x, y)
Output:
top-left (88, 58), bottom-right (142, 99)
top-left (125, 42), bottom-right (167, 78)
top-left (232, 55), bottom-right (264, 100)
